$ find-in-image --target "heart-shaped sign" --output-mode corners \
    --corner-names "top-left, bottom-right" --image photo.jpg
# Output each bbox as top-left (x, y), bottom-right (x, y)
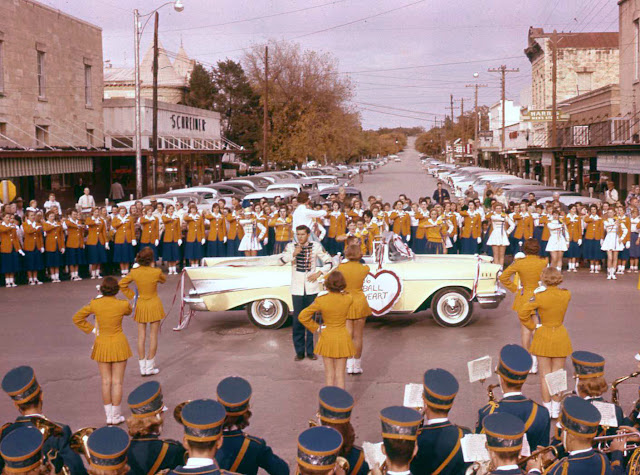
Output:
top-left (363, 269), bottom-right (403, 316)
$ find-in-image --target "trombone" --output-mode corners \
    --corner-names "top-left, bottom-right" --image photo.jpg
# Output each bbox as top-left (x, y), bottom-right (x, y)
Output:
top-left (611, 371), bottom-right (640, 405)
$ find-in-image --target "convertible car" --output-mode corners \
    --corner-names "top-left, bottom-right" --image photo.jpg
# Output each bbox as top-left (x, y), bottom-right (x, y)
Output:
top-left (182, 234), bottom-right (505, 329)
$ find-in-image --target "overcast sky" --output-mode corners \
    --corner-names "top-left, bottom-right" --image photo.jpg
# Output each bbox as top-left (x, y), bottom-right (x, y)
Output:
top-left (44, 0), bottom-right (618, 130)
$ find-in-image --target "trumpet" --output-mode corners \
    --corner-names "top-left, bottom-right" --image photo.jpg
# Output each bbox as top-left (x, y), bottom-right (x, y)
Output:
top-left (594, 430), bottom-right (640, 452)
top-left (173, 400), bottom-right (191, 424)
top-left (69, 427), bottom-right (96, 462)
top-left (611, 371), bottom-right (640, 405)
top-left (487, 384), bottom-right (500, 402)
top-left (518, 445), bottom-right (558, 469)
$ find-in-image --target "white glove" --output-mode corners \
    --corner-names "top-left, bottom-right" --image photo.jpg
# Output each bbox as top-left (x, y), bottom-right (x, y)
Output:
top-left (178, 239), bottom-right (183, 246)
top-left (131, 239), bottom-right (137, 246)
top-left (578, 239), bottom-right (582, 246)
top-left (406, 235), bottom-right (411, 242)
top-left (223, 236), bottom-right (228, 243)
top-left (201, 238), bottom-right (206, 245)
top-left (105, 242), bottom-right (110, 250)
top-left (91, 327), bottom-right (97, 335)
top-left (518, 241), bottom-right (523, 246)
top-left (263, 238), bottom-right (268, 245)
top-left (18, 250), bottom-right (25, 256)
top-left (627, 241), bottom-right (631, 249)
top-left (453, 235), bottom-right (457, 242)
top-left (40, 248), bottom-right (45, 253)
top-left (132, 263), bottom-right (140, 269)
top-left (61, 248), bottom-right (66, 254)
top-left (600, 239), bottom-right (603, 246)
top-left (155, 239), bottom-right (159, 246)
top-left (477, 237), bottom-right (481, 244)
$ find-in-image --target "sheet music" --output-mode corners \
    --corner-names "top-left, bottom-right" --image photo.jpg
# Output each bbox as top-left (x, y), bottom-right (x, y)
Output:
top-left (461, 434), bottom-right (490, 462)
top-left (592, 401), bottom-right (618, 427)
top-left (520, 433), bottom-right (531, 457)
top-left (362, 441), bottom-right (386, 468)
top-left (403, 383), bottom-right (424, 409)
top-left (544, 369), bottom-right (568, 396)
top-left (468, 356), bottom-right (492, 382)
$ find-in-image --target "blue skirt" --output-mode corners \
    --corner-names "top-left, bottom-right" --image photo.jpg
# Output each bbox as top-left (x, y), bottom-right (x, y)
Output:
top-left (620, 247), bottom-right (630, 260)
top-left (23, 250), bottom-right (43, 271)
top-left (460, 237), bottom-right (479, 255)
top-left (66, 247), bottom-right (85, 266)
top-left (113, 243), bottom-right (134, 263)
top-left (273, 240), bottom-right (290, 254)
top-left (45, 250), bottom-right (63, 268)
top-left (325, 237), bottom-right (338, 255)
top-left (410, 226), bottom-right (418, 250)
top-left (565, 241), bottom-right (581, 258)
top-left (630, 233), bottom-right (640, 259)
top-left (206, 240), bottom-right (225, 257)
top-left (184, 241), bottom-right (203, 260)
top-left (162, 241), bottom-right (180, 262)
top-left (533, 226), bottom-right (544, 241)
top-left (582, 238), bottom-right (601, 260)
top-left (87, 243), bottom-right (107, 264)
top-left (1, 251), bottom-right (20, 274)
top-left (509, 235), bottom-right (521, 255)
top-left (139, 242), bottom-right (158, 261)
top-left (425, 241), bottom-right (444, 254)
top-left (539, 240), bottom-right (549, 258)
top-left (226, 238), bottom-right (240, 257)
top-left (413, 237), bottom-right (427, 254)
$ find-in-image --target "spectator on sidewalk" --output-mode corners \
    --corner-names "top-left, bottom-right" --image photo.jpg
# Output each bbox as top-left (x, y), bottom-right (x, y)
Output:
top-left (78, 187), bottom-right (95, 213)
top-left (109, 180), bottom-right (125, 203)
top-left (432, 182), bottom-right (450, 205)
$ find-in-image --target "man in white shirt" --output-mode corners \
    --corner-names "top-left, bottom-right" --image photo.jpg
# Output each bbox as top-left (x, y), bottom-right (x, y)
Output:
top-left (43, 193), bottom-right (62, 215)
top-left (77, 187), bottom-right (95, 212)
top-left (605, 181), bottom-right (619, 205)
top-left (292, 192), bottom-right (326, 242)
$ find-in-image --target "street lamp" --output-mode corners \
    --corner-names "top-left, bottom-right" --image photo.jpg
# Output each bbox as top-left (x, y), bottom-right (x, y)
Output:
top-left (133, 1), bottom-right (184, 198)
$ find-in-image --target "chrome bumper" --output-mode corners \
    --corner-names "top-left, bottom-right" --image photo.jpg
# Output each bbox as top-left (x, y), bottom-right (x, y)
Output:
top-left (183, 297), bottom-right (208, 312)
top-left (475, 289), bottom-right (506, 309)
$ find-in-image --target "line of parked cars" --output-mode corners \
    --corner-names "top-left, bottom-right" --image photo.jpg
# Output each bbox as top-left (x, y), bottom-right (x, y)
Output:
top-left (421, 157), bottom-right (602, 207)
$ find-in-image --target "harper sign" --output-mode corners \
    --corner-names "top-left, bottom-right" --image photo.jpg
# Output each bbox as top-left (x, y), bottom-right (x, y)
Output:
top-left (521, 110), bottom-right (570, 122)
top-left (363, 269), bottom-right (403, 316)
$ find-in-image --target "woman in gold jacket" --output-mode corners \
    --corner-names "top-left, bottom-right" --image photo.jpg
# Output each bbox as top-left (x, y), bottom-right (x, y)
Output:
top-left (499, 238), bottom-right (547, 374)
top-left (139, 206), bottom-right (160, 262)
top-left (22, 209), bottom-right (44, 284)
top-left (161, 204), bottom-right (181, 275)
top-left (204, 203), bottom-right (227, 257)
top-left (73, 276), bottom-right (132, 425)
top-left (518, 267), bottom-right (572, 417)
top-left (119, 247), bottom-right (166, 377)
top-left (86, 207), bottom-right (108, 279)
top-left (327, 201), bottom-right (346, 255)
top-left (269, 206), bottom-right (292, 254)
top-left (64, 208), bottom-right (85, 281)
top-left (0, 212), bottom-right (22, 287)
top-left (43, 211), bottom-right (64, 283)
top-left (337, 244), bottom-right (372, 376)
top-left (299, 271), bottom-right (355, 389)
top-left (112, 206), bottom-right (136, 276)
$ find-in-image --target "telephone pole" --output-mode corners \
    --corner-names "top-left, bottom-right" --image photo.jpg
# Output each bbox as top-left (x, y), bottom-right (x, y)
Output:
top-left (263, 46), bottom-right (269, 171)
top-left (488, 65), bottom-right (519, 156)
top-left (551, 30), bottom-right (558, 149)
top-left (465, 83), bottom-right (488, 144)
top-left (450, 94), bottom-right (454, 127)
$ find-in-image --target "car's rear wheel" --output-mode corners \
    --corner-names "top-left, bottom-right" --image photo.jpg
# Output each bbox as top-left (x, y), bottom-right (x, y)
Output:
top-left (430, 288), bottom-right (474, 327)
top-left (246, 299), bottom-right (289, 329)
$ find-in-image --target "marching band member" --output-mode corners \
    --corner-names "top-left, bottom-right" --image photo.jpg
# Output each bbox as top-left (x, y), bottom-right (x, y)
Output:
top-left (298, 271), bottom-right (354, 389)
top-left (161, 204), bottom-right (181, 275)
top-left (22, 209), bottom-right (44, 285)
top-left (238, 208), bottom-right (267, 257)
top-left (476, 344), bottom-right (550, 452)
top-left (43, 211), bottom-right (64, 283)
top-left (482, 412), bottom-right (526, 475)
top-left (168, 399), bottom-right (235, 475)
top-left (1, 366), bottom-right (85, 474)
top-left (616, 205), bottom-right (631, 274)
top-left (139, 206), bottom-right (160, 262)
top-left (326, 201), bottom-right (346, 256)
top-left (119, 247), bottom-right (166, 377)
top-left (411, 368), bottom-right (470, 475)
top-left (389, 200), bottom-right (411, 243)
top-left (72, 277), bottom-right (132, 425)
top-left (518, 268), bottom-right (572, 418)
top-left (86, 208), bottom-right (107, 280)
top-left (564, 205), bottom-right (582, 272)
top-left (112, 207), bottom-right (135, 276)
top-left (269, 207), bottom-right (292, 254)
top-left (510, 202), bottom-right (534, 256)
top-left (538, 205), bottom-right (552, 261)
top-left (215, 377), bottom-right (288, 475)
top-left (296, 426), bottom-right (343, 475)
top-left (487, 203), bottom-right (514, 267)
top-left (86, 426), bottom-right (131, 475)
top-left (629, 206), bottom-right (640, 272)
top-left (363, 210), bottom-right (380, 255)
top-left (529, 397), bottom-right (626, 475)
top-left (316, 386), bottom-right (368, 475)
top-left (545, 209), bottom-right (568, 272)
top-left (601, 208), bottom-right (626, 280)
top-left (184, 204), bottom-right (205, 267)
top-left (377, 406), bottom-right (422, 475)
top-left (226, 207), bottom-right (242, 257)
top-left (125, 381), bottom-right (185, 474)
top-left (205, 203), bottom-right (227, 258)
top-left (64, 208), bottom-right (85, 281)
top-left (582, 205), bottom-right (603, 273)
top-left (0, 426), bottom-right (56, 475)
top-left (337, 244), bottom-right (372, 375)
top-left (499, 239), bottom-right (547, 375)
top-left (460, 202), bottom-right (482, 255)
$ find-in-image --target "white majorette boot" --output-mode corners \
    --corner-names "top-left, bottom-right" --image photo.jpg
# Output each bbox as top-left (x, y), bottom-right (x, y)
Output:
top-left (589, 264), bottom-right (595, 273)
top-left (111, 405), bottom-right (125, 425)
top-left (550, 400), bottom-right (561, 419)
top-left (104, 404), bottom-right (113, 424)
top-left (607, 268), bottom-right (612, 280)
top-left (530, 355), bottom-right (538, 374)
top-left (346, 358), bottom-right (354, 374)
top-left (146, 358), bottom-right (160, 376)
top-left (352, 359), bottom-right (363, 374)
top-left (138, 359), bottom-right (147, 376)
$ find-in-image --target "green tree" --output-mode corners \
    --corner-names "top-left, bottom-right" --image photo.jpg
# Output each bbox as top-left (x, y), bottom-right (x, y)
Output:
top-left (184, 63), bottom-right (215, 110)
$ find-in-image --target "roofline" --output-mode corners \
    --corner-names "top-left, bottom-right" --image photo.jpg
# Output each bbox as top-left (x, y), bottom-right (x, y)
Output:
top-left (23, 0), bottom-right (103, 32)
top-left (0, 149), bottom-right (251, 158)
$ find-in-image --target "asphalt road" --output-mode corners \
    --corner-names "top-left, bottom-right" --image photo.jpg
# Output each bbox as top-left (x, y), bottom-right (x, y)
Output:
top-left (2, 139), bottom-right (640, 469)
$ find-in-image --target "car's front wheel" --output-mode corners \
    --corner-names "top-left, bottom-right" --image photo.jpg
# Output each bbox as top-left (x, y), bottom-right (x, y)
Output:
top-left (430, 288), bottom-right (474, 328)
top-left (246, 299), bottom-right (289, 329)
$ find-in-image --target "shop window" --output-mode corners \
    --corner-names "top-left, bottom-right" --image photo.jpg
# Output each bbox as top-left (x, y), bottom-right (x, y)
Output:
top-left (111, 136), bottom-right (134, 148)
top-left (577, 72), bottom-right (592, 94)
top-left (37, 50), bottom-right (46, 99)
top-left (35, 125), bottom-right (48, 147)
top-left (86, 129), bottom-right (94, 147)
top-left (0, 122), bottom-right (6, 137)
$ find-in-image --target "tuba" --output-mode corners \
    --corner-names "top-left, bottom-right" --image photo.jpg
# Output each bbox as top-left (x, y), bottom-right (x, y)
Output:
top-left (611, 371), bottom-right (640, 405)
top-left (28, 416), bottom-right (65, 439)
top-left (69, 427), bottom-right (96, 462)
top-left (173, 401), bottom-right (191, 424)
top-left (627, 446), bottom-right (640, 475)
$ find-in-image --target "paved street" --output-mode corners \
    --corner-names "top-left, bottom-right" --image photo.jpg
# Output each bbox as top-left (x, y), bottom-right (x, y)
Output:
top-left (2, 140), bottom-right (640, 467)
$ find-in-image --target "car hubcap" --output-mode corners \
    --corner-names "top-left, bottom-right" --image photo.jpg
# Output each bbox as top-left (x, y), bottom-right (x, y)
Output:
top-left (438, 293), bottom-right (468, 324)
top-left (253, 300), bottom-right (281, 325)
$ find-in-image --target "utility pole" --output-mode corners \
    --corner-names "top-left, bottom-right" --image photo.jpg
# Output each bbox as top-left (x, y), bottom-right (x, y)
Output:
top-left (460, 98), bottom-right (465, 144)
top-left (551, 30), bottom-right (558, 150)
top-left (152, 11), bottom-right (159, 194)
top-left (488, 65), bottom-right (519, 156)
top-left (450, 94), bottom-right (454, 128)
top-left (466, 83), bottom-right (488, 166)
top-left (133, 9), bottom-right (142, 198)
top-left (263, 46), bottom-right (269, 171)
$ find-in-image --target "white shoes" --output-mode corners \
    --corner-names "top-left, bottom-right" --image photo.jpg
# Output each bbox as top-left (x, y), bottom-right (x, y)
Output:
top-left (139, 358), bottom-right (160, 376)
top-left (352, 358), bottom-right (363, 374)
top-left (111, 405), bottom-right (125, 425)
top-left (346, 358), bottom-right (354, 374)
top-left (530, 355), bottom-right (538, 374)
top-left (104, 404), bottom-right (113, 424)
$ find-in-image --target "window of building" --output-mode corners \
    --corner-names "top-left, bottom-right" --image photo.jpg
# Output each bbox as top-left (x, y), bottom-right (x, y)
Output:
top-left (111, 136), bottom-right (134, 148)
top-left (84, 65), bottom-right (92, 107)
top-left (86, 129), bottom-right (94, 147)
top-left (0, 40), bottom-right (4, 94)
top-left (37, 50), bottom-right (46, 98)
top-left (577, 72), bottom-right (592, 94)
top-left (0, 123), bottom-right (6, 136)
top-left (35, 125), bottom-right (49, 147)
top-left (635, 20), bottom-right (640, 81)
top-left (573, 125), bottom-right (590, 146)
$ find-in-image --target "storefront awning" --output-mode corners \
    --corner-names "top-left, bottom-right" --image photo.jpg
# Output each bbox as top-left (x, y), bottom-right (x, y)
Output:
top-left (0, 157), bottom-right (93, 179)
top-left (597, 152), bottom-right (640, 174)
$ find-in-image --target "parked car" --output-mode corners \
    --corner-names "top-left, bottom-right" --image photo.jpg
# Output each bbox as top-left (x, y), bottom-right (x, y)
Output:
top-left (536, 195), bottom-right (602, 207)
top-left (241, 190), bottom-right (297, 208)
top-left (312, 186), bottom-right (363, 204)
top-left (238, 175), bottom-right (275, 189)
top-left (111, 197), bottom-right (175, 212)
top-left (503, 186), bottom-right (578, 202)
top-left (182, 233), bottom-right (505, 329)
top-left (200, 183), bottom-right (247, 201)
top-left (219, 180), bottom-right (260, 194)
top-left (146, 192), bottom-right (226, 213)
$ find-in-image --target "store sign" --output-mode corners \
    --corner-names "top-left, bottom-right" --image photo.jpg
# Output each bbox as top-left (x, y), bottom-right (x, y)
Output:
top-left (597, 152), bottom-right (640, 174)
top-left (170, 114), bottom-right (207, 131)
top-left (521, 110), bottom-right (570, 122)
top-left (541, 152), bottom-right (553, 166)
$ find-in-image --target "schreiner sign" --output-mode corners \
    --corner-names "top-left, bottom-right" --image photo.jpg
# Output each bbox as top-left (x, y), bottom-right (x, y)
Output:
top-left (521, 110), bottom-right (570, 122)
top-left (363, 269), bottom-right (403, 316)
